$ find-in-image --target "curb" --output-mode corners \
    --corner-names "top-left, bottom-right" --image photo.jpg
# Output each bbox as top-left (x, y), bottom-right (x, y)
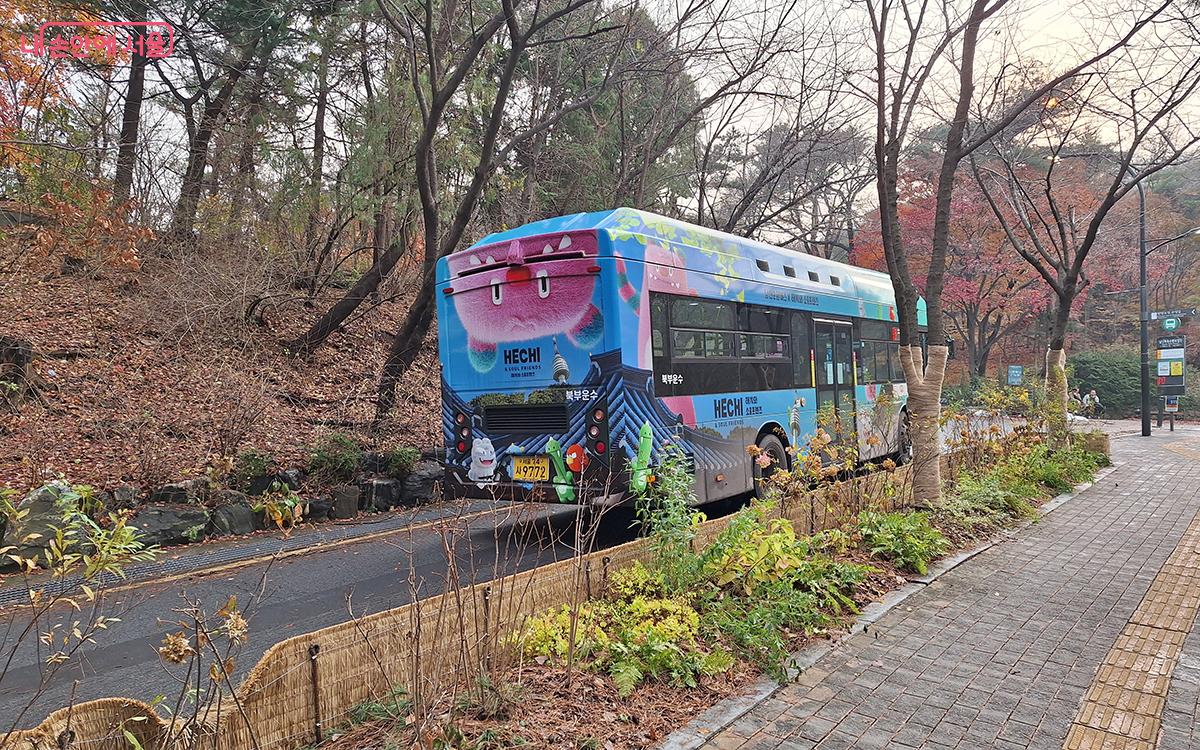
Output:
top-left (657, 466), bottom-right (1114, 750)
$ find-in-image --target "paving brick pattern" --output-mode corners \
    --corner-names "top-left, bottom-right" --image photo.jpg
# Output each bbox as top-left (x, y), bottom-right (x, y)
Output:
top-left (1063, 501), bottom-right (1200, 750)
top-left (698, 430), bottom-right (1200, 750)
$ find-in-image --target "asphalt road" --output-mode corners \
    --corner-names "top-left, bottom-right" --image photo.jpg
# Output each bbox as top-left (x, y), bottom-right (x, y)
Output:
top-left (0, 501), bottom-right (647, 732)
top-left (0, 416), bottom-right (1001, 732)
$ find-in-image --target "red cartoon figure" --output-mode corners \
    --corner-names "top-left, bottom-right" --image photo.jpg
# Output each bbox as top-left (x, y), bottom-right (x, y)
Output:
top-left (564, 443), bottom-right (588, 473)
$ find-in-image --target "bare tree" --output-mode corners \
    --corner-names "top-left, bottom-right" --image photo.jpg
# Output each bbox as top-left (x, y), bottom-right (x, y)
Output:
top-left (971, 43), bottom-right (1200, 433)
top-left (372, 0), bottom-right (804, 418)
top-left (861, 0), bottom-right (1169, 501)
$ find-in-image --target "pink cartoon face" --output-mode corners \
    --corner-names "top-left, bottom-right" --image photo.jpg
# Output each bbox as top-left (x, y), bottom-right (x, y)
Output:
top-left (645, 242), bottom-right (695, 295)
top-left (446, 232), bottom-right (603, 372)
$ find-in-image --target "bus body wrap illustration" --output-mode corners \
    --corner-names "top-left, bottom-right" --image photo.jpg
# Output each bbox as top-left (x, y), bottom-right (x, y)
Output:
top-left (436, 208), bottom-right (926, 505)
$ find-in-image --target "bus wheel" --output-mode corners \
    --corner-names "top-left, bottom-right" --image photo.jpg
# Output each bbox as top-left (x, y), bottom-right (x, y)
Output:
top-left (753, 434), bottom-right (788, 495)
top-left (897, 410), bottom-right (913, 465)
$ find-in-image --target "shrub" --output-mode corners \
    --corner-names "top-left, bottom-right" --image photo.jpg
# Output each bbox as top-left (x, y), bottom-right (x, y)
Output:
top-left (386, 446), bottom-right (421, 478)
top-left (702, 502), bottom-right (807, 594)
top-left (608, 561), bottom-right (667, 601)
top-left (232, 449), bottom-right (274, 490)
top-left (308, 433), bottom-right (363, 483)
top-left (517, 592), bottom-right (731, 697)
top-left (636, 448), bottom-right (705, 593)
top-left (252, 481), bottom-right (304, 535)
top-left (857, 510), bottom-right (948, 575)
top-left (955, 472), bottom-right (1037, 520)
top-left (998, 444), bottom-right (1102, 497)
top-left (790, 556), bottom-right (870, 613)
top-left (701, 580), bottom-right (825, 679)
top-left (1068, 348), bottom-right (1141, 417)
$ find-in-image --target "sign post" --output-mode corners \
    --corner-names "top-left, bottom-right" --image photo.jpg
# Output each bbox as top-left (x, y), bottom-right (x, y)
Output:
top-left (1150, 308), bottom-right (1197, 320)
top-left (1006, 365), bottom-right (1024, 386)
top-left (1155, 334), bottom-right (1187, 399)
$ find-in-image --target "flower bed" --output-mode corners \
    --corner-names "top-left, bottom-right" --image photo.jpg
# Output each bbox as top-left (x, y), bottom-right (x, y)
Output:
top-left (321, 429), bottom-right (1108, 750)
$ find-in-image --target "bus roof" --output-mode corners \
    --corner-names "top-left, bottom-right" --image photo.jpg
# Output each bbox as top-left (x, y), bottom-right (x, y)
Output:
top-left (467, 208), bottom-right (925, 319)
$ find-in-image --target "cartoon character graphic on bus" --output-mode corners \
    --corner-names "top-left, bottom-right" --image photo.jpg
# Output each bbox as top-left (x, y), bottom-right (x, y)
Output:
top-left (468, 437), bottom-right (499, 487)
top-left (447, 234), bottom-right (603, 372)
top-left (645, 242), bottom-right (696, 296)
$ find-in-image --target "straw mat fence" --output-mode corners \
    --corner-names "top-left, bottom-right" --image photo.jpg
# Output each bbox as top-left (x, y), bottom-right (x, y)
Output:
top-left (6, 457), bottom-right (948, 750)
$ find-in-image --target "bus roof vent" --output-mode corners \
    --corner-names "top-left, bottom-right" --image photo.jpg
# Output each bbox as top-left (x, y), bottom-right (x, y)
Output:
top-left (808, 271), bottom-right (820, 282)
top-left (784, 265), bottom-right (796, 278)
top-left (756, 259), bottom-right (770, 272)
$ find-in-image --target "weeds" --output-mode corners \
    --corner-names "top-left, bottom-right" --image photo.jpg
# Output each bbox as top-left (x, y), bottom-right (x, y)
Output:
top-left (856, 510), bottom-right (948, 575)
top-left (309, 432), bottom-right (364, 483)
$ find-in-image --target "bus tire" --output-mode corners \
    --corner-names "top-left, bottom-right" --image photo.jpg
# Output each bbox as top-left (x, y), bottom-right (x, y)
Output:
top-left (753, 434), bottom-right (788, 496)
top-left (897, 409), bottom-right (913, 465)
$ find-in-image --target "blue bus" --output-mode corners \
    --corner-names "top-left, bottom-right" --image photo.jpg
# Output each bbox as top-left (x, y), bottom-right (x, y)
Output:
top-left (436, 208), bottom-right (925, 505)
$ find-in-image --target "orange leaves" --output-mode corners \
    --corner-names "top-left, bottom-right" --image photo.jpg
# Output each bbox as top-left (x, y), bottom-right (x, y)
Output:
top-left (27, 180), bottom-right (151, 273)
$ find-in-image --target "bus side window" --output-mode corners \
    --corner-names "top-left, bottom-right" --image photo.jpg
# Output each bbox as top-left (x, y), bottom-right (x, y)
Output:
top-left (888, 342), bottom-right (903, 382)
top-left (650, 294), bottom-right (674, 395)
top-left (856, 340), bottom-right (873, 383)
top-left (791, 313), bottom-right (813, 388)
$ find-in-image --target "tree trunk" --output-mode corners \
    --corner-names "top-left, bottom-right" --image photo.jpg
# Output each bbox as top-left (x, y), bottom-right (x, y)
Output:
top-left (286, 216), bottom-right (415, 356)
top-left (168, 39), bottom-right (261, 246)
top-left (375, 280), bottom-right (436, 422)
top-left (900, 344), bottom-right (948, 506)
top-left (1044, 347), bottom-right (1068, 444)
top-left (112, 2), bottom-right (147, 207)
top-left (0, 336), bottom-right (41, 409)
top-left (1043, 289), bottom-right (1075, 442)
top-left (303, 28), bottom-right (332, 256)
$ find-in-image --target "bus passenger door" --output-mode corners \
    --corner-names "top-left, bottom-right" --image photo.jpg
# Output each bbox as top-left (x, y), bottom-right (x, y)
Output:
top-left (814, 320), bottom-right (856, 450)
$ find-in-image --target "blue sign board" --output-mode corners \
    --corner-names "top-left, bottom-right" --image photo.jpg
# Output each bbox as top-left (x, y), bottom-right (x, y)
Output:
top-left (1007, 365), bottom-right (1025, 386)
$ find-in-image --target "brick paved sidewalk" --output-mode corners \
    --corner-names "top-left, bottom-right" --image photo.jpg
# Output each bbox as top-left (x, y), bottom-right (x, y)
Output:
top-left (698, 428), bottom-right (1200, 750)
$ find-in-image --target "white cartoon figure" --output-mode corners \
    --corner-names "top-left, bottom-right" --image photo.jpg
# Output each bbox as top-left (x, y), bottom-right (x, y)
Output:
top-left (468, 438), bottom-right (498, 487)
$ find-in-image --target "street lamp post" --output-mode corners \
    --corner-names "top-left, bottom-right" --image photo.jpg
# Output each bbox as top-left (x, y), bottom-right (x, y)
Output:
top-left (1137, 183), bottom-right (1149, 437)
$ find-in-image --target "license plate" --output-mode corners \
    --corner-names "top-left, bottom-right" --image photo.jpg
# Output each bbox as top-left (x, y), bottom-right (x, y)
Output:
top-left (512, 455), bottom-right (550, 482)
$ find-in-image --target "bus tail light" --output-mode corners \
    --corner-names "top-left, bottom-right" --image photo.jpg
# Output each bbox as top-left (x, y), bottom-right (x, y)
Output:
top-left (586, 399), bottom-right (609, 462)
top-left (587, 265), bottom-right (601, 274)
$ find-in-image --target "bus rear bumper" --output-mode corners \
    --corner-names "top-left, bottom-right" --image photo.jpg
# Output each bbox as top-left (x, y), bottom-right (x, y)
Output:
top-left (442, 468), bottom-right (630, 507)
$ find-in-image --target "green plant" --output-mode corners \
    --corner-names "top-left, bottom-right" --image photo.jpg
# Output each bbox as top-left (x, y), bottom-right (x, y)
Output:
top-left (857, 510), bottom-right (948, 575)
top-left (308, 433), bottom-right (363, 482)
top-left (808, 528), bottom-right (853, 555)
top-left (636, 448), bottom-right (705, 593)
top-left (790, 556), bottom-right (870, 613)
top-left (701, 580), bottom-right (825, 679)
top-left (517, 590), bottom-right (730, 697)
top-left (702, 502), bottom-right (807, 594)
top-left (953, 472), bottom-right (1036, 521)
top-left (699, 500), bottom-right (869, 611)
top-left (232, 449), bottom-right (274, 490)
top-left (0, 486), bottom-right (24, 535)
top-left (385, 446), bottom-right (421, 478)
top-left (348, 687), bottom-right (411, 723)
top-left (607, 561), bottom-right (667, 600)
top-left (252, 481), bottom-right (304, 536)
